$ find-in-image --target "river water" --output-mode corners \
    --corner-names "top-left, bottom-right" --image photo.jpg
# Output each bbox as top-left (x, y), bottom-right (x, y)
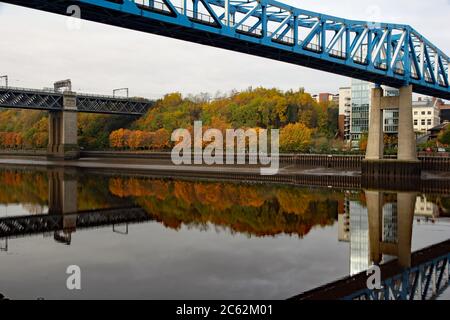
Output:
top-left (0, 165), bottom-right (448, 300)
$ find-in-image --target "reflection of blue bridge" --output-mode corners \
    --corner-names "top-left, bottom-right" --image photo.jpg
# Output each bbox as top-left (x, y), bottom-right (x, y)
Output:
top-left (292, 240), bottom-right (449, 301)
top-left (3, 0), bottom-right (449, 99)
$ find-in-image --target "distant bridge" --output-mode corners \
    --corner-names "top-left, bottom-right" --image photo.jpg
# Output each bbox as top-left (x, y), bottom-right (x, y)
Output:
top-left (0, 86), bottom-right (152, 115)
top-left (1, 0), bottom-right (449, 99)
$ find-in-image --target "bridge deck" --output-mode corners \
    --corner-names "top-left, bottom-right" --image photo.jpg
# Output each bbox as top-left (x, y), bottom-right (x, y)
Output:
top-left (0, 86), bottom-right (152, 115)
top-left (1, 0), bottom-right (449, 99)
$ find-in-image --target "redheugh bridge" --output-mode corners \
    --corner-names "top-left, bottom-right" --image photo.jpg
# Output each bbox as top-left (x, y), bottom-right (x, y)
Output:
top-left (0, 0), bottom-right (450, 177)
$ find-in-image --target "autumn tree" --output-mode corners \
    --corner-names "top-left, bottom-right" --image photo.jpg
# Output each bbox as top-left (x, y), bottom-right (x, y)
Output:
top-left (280, 123), bottom-right (313, 152)
top-left (438, 126), bottom-right (450, 146)
top-left (359, 132), bottom-right (368, 152)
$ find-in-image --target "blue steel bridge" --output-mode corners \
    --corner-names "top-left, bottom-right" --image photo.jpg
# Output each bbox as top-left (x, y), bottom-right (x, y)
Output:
top-left (1, 0), bottom-right (450, 100)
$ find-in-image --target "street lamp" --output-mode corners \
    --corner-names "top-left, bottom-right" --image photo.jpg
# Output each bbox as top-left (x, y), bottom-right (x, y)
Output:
top-left (113, 88), bottom-right (129, 98)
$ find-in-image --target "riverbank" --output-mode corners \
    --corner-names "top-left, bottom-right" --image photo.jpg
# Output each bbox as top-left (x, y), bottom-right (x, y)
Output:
top-left (1, 149), bottom-right (449, 171)
top-left (1, 155), bottom-right (450, 194)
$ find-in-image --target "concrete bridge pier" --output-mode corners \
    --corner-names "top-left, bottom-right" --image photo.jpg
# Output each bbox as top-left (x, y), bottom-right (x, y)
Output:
top-left (47, 91), bottom-right (79, 160)
top-left (362, 85), bottom-right (421, 181)
top-left (48, 168), bottom-right (78, 243)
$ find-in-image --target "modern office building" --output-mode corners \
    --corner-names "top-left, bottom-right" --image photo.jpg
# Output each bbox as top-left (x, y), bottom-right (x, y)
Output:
top-left (349, 80), bottom-right (399, 146)
top-left (349, 80), bottom-right (372, 144)
top-left (346, 79), bottom-right (441, 146)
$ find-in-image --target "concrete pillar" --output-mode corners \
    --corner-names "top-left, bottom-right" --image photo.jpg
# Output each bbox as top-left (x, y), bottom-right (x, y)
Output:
top-left (47, 92), bottom-right (79, 159)
top-left (365, 87), bottom-right (384, 160)
top-left (398, 85), bottom-right (417, 161)
top-left (396, 192), bottom-right (415, 268)
top-left (366, 190), bottom-right (383, 265)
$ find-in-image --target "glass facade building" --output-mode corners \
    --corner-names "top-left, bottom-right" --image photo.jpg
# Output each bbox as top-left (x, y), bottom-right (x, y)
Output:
top-left (350, 79), bottom-right (400, 146)
top-left (350, 79), bottom-right (372, 143)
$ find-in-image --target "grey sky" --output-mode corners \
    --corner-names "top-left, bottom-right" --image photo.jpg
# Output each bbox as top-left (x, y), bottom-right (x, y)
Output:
top-left (0, 0), bottom-right (449, 99)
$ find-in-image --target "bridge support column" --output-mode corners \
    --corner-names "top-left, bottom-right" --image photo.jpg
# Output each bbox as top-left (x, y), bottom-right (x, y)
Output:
top-left (362, 85), bottom-right (421, 184)
top-left (47, 92), bottom-right (79, 160)
top-left (398, 85), bottom-right (417, 161)
top-left (365, 86), bottom-right (384, 160)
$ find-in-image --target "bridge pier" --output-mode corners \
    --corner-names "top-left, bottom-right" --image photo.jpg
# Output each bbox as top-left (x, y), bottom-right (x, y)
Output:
top-left (362, 85), bottom-right (421, 181)
top-left (47, 92), bottom-right (79, 160)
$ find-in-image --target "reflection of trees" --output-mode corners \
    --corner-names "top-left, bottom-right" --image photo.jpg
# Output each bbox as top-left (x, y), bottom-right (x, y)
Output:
top-left (438, 197), bottom-right (450, 216)
top-left (0, 170), bottom-right (48, 205)
top-left (0, 170), bottom-right (127, 213)
top-left (109, 178), bottom-right (343, 238)
top-left (77, 175), bottom-right (127, 211)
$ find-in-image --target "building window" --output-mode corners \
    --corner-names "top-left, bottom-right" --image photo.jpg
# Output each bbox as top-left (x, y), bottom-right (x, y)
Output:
top-left (414, 111), bottom-right (418, 115)
top-left (421, 120), bottom-right (426, 125)
top-left (427, 119), bottom-right (432, 126)
top-left (428, 111), bottom-right (432, 115)
top-left (422, 111), bottom-right (426, 115)
top-left (414, 120), bottom-right (418, 126)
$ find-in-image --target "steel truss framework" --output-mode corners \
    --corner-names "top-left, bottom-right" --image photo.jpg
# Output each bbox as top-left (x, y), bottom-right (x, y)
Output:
top-left (0, 86), bottom-right (151, 115)
top-left (0, 87), bottom-right (62, 111)
top-left (2, 0), bottom-right (449, 99)
top-left (345, 254), bottom-right (450, 300)
top-left (0, 207), bottom-right (151, 239)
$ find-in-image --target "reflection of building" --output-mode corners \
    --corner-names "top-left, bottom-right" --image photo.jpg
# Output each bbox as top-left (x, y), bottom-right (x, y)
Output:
top-left (349, 201), bottom-right (370, 275)
top-left (414, 195), bottom-right (439, 221)
top-left (338, 198), bottom-right (350, 242)
top-left (344, 192), bottom-right (416, 276)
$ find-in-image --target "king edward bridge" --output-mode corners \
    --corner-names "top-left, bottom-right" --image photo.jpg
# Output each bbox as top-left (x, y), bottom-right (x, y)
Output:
top-left (1, 0), bottom-right (450, 171)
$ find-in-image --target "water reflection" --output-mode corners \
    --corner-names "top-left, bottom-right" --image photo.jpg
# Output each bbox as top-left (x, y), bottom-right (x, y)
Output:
top-left (0, 166), bottom-right (449, 299)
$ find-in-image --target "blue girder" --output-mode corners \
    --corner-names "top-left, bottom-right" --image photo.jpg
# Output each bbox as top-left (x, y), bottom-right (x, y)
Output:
top-left (2, 0), bottom-right (450, 99)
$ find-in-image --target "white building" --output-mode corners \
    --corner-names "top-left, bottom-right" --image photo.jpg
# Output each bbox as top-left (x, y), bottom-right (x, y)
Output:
top-left (338, 87), bottom-right (352, 141)
top-left (413, 98), bottom-right (441, 133)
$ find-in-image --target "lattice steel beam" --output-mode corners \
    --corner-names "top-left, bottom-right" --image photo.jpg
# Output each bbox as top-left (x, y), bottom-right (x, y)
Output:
top-left (0, 86), bottom-right (152, 115)
top-left (0, 86), bottom-right (63, 111)
top-left (0, 206), bottom-right (151, 239)
top-left (76, 94), bottom-right (151, 115)
top-left (346, 254), bottom-right (450, 300)
top-left (1, 0), bottom-right (448, 99)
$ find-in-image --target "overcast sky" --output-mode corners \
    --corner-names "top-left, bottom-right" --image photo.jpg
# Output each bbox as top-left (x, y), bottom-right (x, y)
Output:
top-left (0, 0), bottom-right (449, 99)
